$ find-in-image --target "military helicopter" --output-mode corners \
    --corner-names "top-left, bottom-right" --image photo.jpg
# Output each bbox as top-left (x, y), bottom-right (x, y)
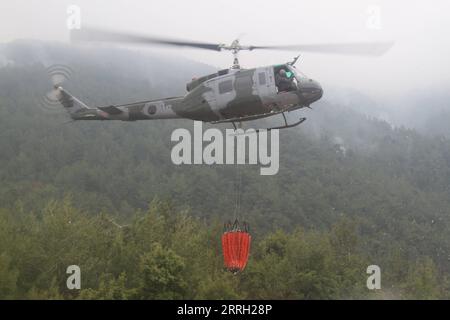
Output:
top-left (54, 28), bottom-right (393, 130)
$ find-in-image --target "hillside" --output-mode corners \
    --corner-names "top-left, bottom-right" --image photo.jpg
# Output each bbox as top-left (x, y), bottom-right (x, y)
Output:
top-left (1, 40), bottom-right (450, 299)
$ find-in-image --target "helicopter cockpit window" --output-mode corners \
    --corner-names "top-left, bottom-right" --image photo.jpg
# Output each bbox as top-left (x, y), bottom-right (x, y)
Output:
top-left (219, 80), bottom-right (233, 94)
top-left (274, 65), bottom-right (297, 93)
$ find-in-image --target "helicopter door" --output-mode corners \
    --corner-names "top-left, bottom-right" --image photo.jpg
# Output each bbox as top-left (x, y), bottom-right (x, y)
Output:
top-left (202, 80), bottom-right (221, 118)
top-left (255, 67), bottom-right (277, 109)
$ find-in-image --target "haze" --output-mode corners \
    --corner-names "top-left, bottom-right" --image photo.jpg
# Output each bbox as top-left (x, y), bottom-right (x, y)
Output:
top-left (1, 0), bottom-right (449, 99)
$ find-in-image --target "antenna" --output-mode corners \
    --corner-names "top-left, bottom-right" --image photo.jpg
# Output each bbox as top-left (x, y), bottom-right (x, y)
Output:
top-left (287, 54), bottom-right (301, 66)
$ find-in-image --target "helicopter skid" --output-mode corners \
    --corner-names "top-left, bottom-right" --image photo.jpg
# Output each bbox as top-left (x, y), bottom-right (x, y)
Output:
top-left (225, 112), bottom-right (306, 134)
top-left (264, 116), bottom-right (306, 131)
top-left (211, 109), bottom-right (287, 125)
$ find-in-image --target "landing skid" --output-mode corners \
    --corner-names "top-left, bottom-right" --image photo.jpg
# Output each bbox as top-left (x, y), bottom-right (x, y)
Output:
top-left (211, 108), bottom-right (307, 132)
top-left (229, 112), bottom-right (307, 133)
top-left (212, 108), bottom-right (289, 125)
top-left (264, 116), bottom-right (306, 131)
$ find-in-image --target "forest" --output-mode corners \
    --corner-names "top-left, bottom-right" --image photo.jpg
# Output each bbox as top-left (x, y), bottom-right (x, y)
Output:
top-left (0, 40), bottom-right (450, 299)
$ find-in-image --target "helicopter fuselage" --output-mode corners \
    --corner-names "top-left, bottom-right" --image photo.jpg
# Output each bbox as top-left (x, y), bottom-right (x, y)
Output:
top-left (59, 63), bottom-right (323, 124)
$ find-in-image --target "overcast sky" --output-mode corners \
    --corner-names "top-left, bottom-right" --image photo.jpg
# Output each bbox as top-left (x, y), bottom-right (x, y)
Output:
top-left (1, 0), bottom-right (449, 98)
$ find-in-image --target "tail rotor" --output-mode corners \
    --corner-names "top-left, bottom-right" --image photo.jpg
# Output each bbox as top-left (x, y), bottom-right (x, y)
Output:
top-left (40, 64), bottom-right (73, 112)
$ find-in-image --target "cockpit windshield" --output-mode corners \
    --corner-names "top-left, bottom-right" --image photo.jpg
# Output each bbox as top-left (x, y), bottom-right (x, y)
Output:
top-left (286, 65), bottom-right (307, 79)
top-left (274, 64), bottom-right (299, 93)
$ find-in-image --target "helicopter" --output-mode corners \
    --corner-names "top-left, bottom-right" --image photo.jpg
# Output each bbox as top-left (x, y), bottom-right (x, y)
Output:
top-left (54, 28), bottom-right (393, 130)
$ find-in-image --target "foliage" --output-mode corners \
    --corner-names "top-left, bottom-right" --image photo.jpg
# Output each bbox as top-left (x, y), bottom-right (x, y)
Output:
top-left (0, 200), bottom-right (445, 299)
top-left (1, 41), bottom-right (450, 299)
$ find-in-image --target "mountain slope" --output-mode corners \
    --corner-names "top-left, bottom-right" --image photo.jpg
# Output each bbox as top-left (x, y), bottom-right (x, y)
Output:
top-left (1, 41), bottom-right (450, 297)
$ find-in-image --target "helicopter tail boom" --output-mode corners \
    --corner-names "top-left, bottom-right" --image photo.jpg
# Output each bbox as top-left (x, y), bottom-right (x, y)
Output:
top-left (55, 86), bottom-right (185, 121)
top-left (55, 86), bottom-right (94, 118)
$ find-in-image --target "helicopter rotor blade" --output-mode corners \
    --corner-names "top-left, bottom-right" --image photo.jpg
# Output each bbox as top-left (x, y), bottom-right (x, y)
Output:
top-left (70, 28), bottom-right (223, 51)
top-left (70, 28), bottom-right (393, 56)
top-left (249, 42), bottom-right (394, 56)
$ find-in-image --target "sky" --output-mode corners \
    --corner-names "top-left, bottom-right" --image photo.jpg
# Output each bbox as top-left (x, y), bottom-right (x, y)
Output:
top-left (1, 0), bottom-right (449, 98)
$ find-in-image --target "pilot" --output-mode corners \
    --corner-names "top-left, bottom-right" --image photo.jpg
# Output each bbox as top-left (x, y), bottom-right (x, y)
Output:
top-left (276, 69), bottom-right (294, 92)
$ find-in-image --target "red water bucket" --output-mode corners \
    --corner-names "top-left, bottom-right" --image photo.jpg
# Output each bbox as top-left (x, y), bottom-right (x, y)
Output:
top-left (221, 220), bottom-right (251, 273)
